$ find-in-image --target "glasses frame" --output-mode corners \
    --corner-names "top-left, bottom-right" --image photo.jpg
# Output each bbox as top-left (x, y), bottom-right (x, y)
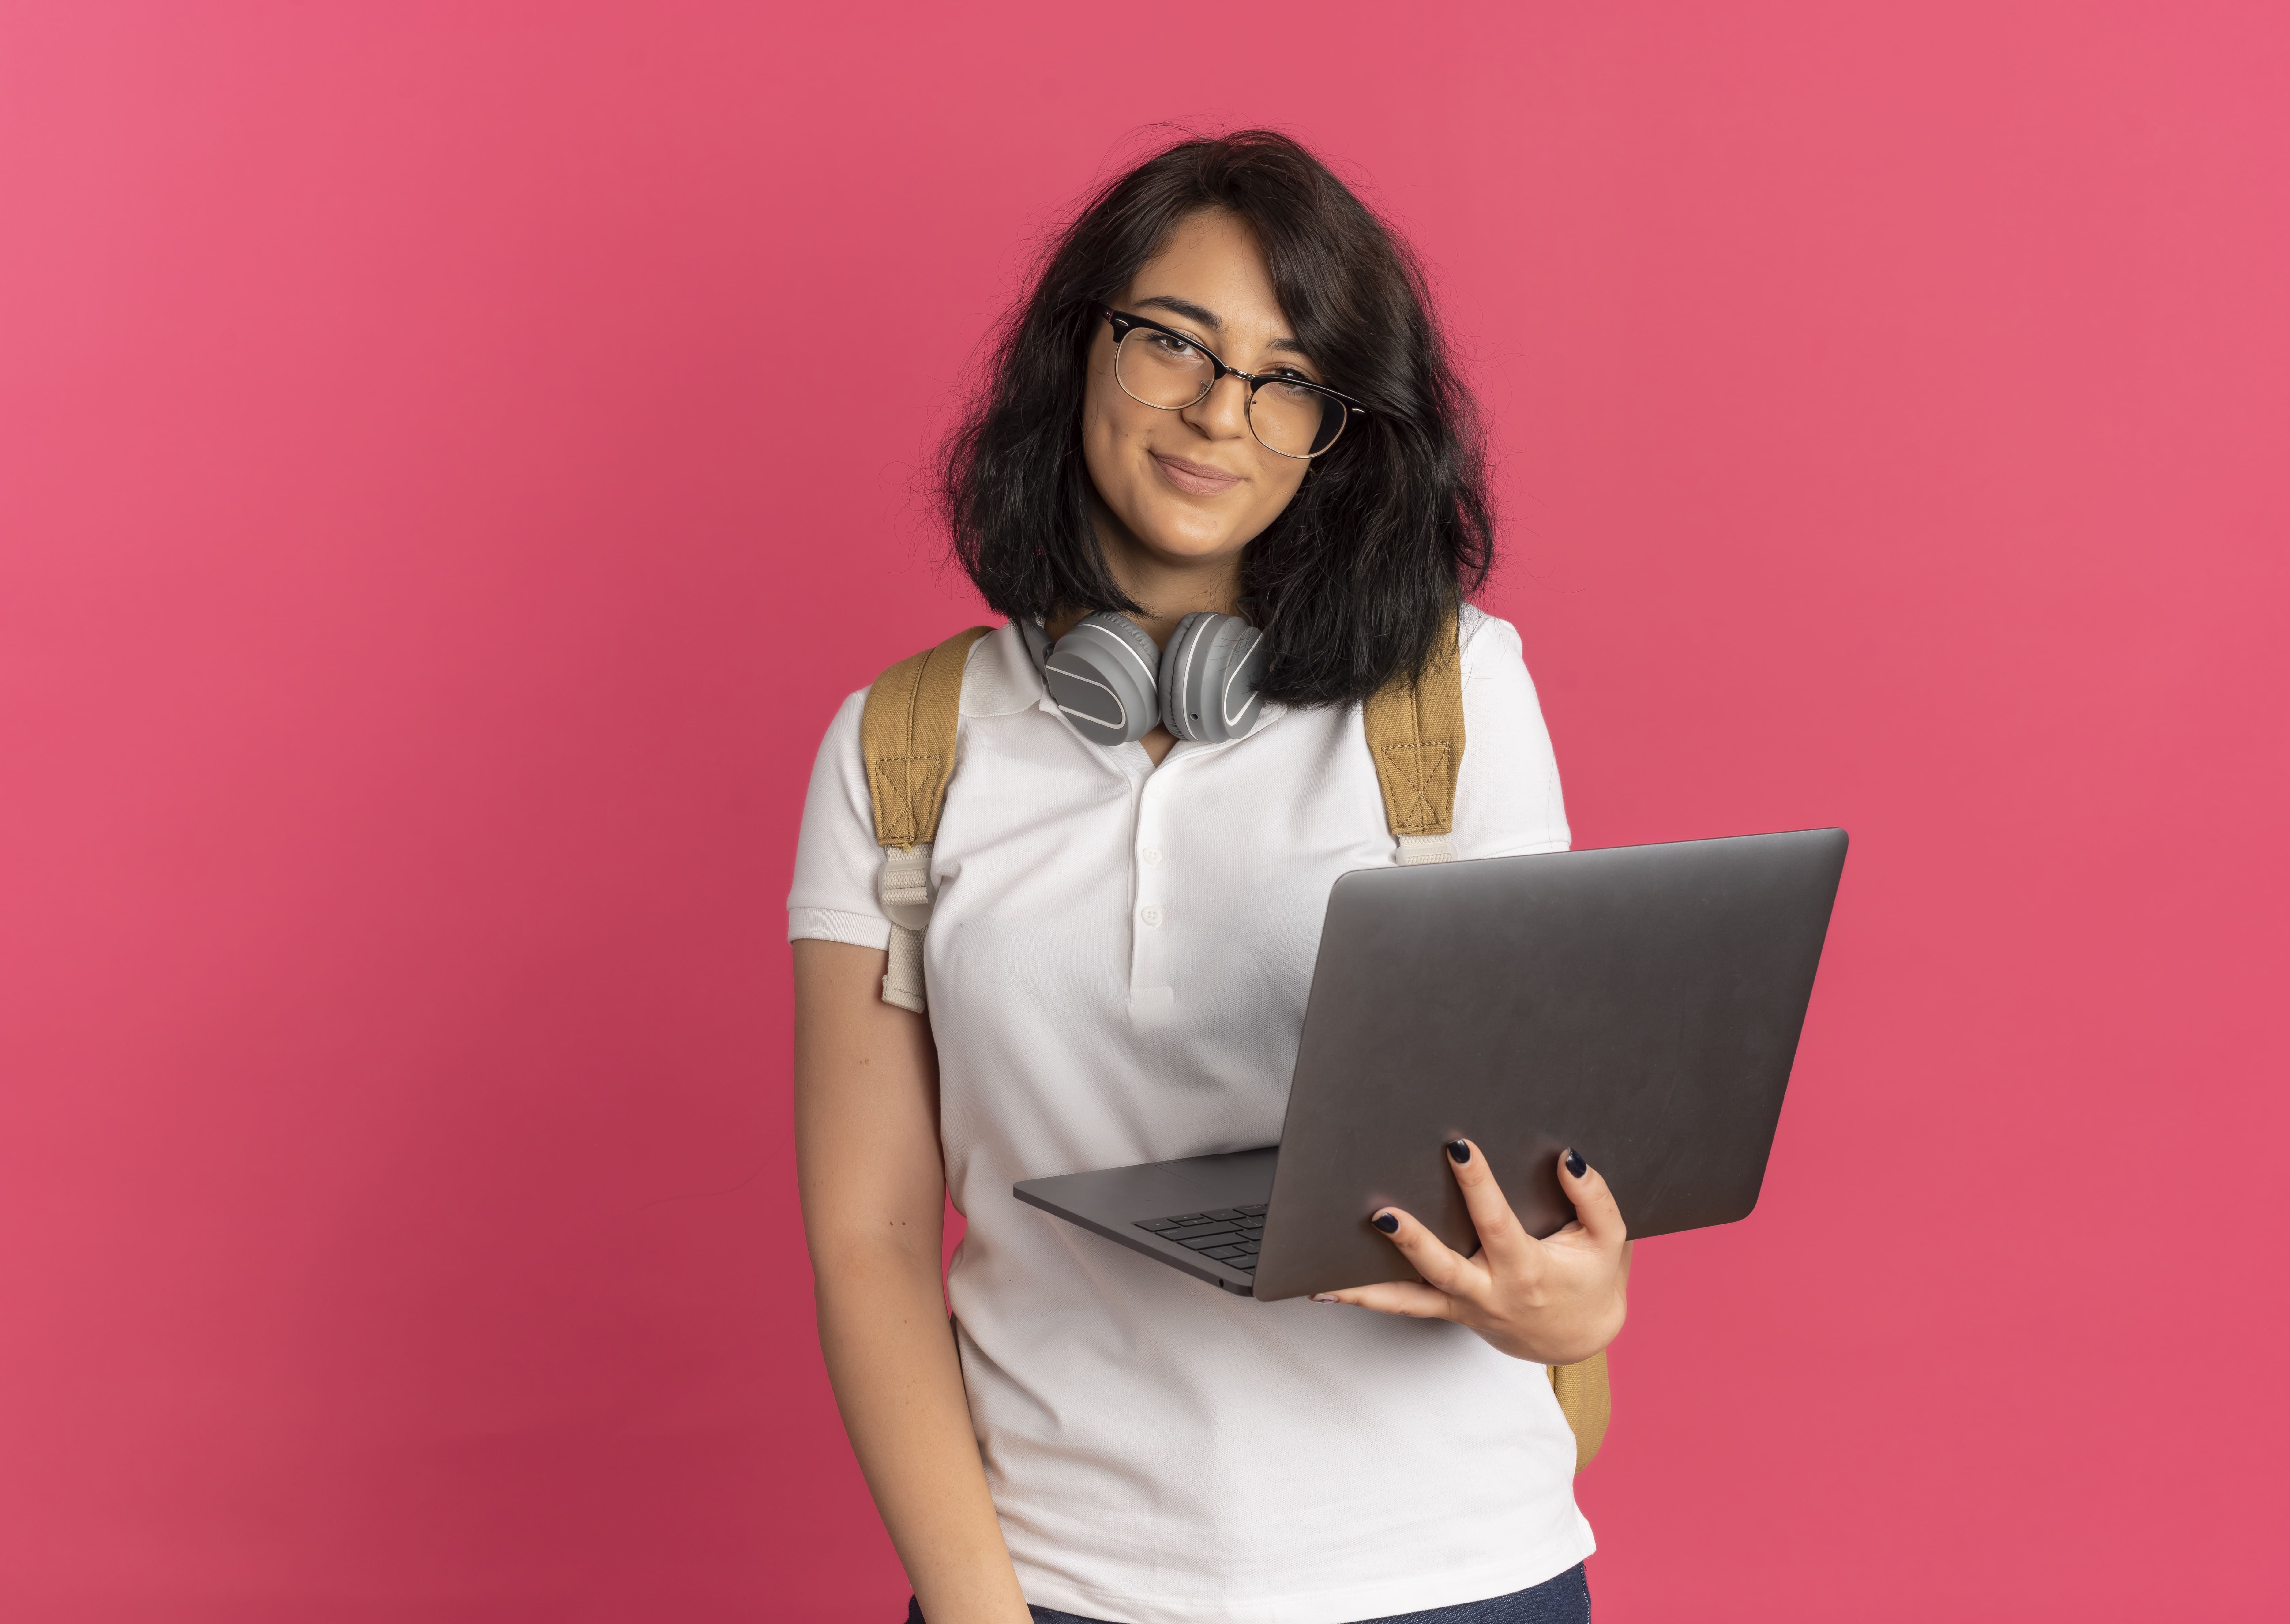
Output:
top-left (1101, 307), bottom-right (1367, 460)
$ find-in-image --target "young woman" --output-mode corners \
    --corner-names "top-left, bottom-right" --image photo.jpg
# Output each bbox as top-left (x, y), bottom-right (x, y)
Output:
top-left (792, 132), bottom-right (1629, 1624)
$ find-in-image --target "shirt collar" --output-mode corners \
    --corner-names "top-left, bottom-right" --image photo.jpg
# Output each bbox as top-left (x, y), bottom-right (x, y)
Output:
top-left (958, 620), bottom-right (1051, 717)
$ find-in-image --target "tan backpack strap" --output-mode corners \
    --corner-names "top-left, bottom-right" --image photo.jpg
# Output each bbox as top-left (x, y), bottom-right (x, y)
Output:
top-left (861, 626), bottom-right (991, 850)
top-left (1361, 612), bottom-right (1465, 863)
top-left (859, 625), bottom-right (991, 1012)
top-left (1366, 618), bottom-right (1613, 1465)
top-left (1549, 1350), bottom-right (1612, 1472)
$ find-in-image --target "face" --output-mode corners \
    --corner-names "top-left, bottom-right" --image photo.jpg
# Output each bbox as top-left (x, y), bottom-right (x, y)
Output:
top-left (1082, 209), bottom-right (1320, 577)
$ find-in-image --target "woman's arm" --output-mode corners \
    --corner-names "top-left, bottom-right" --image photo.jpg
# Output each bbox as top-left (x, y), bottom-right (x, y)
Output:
top-left (794, 940), bottom-right (1031, 1624)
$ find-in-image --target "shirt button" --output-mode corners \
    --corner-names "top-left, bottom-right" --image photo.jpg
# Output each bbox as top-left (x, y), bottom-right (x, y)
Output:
top-left (1140, 906), bottom-right (1163, 928)
top-left (1141, 847), bottom-right (1163, 866)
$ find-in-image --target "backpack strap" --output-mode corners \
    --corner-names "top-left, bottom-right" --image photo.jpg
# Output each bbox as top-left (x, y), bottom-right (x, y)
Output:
top-left (858, 625), bottom-right (992, 1013)
top-left (1361, 613), bottom-right (1466, 865)
top-left (1550, 1351), bottom-right (1612, 1472)
top-left (1365, 613), bottom-right (1615, 1471)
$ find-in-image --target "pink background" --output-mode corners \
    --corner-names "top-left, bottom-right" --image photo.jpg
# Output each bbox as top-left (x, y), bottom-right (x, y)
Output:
top-left (3, 3), bottom-right (2285, 1619)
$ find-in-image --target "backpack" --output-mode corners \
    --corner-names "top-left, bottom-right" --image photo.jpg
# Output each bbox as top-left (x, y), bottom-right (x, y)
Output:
top-left (857, 622), bottom-right (1611, 1472)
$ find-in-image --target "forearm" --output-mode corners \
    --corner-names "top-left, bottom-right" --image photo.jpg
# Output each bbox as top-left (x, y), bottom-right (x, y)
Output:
top-left (815, 1240), bottom-right (1027, 1624)
top-left (795, 939), bottom-right (1025, 1622)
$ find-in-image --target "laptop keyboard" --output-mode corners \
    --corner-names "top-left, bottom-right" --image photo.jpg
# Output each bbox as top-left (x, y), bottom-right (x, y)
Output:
top-left (1136, 1204), bottom-right (1267, 1274)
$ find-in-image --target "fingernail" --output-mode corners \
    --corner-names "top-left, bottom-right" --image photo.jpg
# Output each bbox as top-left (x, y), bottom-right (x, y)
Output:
top-left (1565, 1148), bottom-right (1588, 1178)
top-left (1372, 1211), bottom-right (1400, 1234)
top-left (1446, 1139), bottom-right (1471, 1163)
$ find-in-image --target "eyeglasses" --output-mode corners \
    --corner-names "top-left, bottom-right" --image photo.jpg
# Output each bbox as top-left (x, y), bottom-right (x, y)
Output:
top-left (1102, 307), bottom-right (1366, 459)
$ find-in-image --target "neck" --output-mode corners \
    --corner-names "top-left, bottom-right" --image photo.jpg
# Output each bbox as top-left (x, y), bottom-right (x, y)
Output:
top-left (1051, 500), bottom-right (1244, 648)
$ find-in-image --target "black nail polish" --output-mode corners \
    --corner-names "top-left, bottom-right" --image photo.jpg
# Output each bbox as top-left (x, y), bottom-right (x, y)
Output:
top-left (1372, 1211), bottom-right (1400, 1233)
top-left (1565, 1148), bottom-right (1587, 1178)
top-left (1446, 1139), bottom-right (1471, 1164)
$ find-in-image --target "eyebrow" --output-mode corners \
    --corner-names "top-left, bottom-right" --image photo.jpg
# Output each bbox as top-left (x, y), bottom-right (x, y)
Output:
top-left (1132, 295), bottom-right (1308, 355)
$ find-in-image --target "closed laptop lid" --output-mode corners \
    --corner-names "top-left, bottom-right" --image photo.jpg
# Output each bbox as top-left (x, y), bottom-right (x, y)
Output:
top-left (1251, 829), bottom-right (1848, 1301)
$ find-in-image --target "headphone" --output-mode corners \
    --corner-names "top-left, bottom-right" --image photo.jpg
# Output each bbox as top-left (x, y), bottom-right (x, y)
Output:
top-left (1023, 612), bottom-right (1269, 748)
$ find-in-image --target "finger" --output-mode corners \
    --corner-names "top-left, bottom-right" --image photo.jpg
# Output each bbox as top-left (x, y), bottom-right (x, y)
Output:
top-left (1310, 1280), bottom-right (1455, 1319)
top-left (1366, 1205), bottom-right (1480, 1298)
top-left (1557, 1148), bottom-right (1628, 1248)
top-left (1441, 1138), bottom-right (1535, 1269)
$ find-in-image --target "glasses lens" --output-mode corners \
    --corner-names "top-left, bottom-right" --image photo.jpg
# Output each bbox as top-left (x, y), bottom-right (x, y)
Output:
top-left (1115, 327), bottom-right (1215, 409)
top-left (1249, 379), bottom-right (1347, 458)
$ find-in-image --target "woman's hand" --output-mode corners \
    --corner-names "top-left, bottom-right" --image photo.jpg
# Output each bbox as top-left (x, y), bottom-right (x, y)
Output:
top-left (1312, 1140), bottom-right (1630, 1366)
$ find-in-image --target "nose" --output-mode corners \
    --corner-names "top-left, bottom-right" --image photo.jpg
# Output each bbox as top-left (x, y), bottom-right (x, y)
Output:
top-left (1180, 371), bottom-right (1254, 442)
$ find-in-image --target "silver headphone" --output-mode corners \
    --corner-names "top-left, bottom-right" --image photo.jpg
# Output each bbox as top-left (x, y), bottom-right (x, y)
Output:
top-left (1027, 612), bottom-right (1269, 747)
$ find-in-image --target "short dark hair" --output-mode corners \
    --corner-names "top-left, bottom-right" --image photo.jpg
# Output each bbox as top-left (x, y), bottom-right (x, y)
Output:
top-left (940, 130), bottom-right (1495, 707)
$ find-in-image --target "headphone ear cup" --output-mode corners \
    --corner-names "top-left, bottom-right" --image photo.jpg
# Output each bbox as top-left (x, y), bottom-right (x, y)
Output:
top-left (1043, 612), bottom-right (1164, 746)
top-left (1159, 613), bottom-right (1268, 743)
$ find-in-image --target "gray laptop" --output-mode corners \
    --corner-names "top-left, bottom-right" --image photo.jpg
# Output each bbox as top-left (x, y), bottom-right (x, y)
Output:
top-left (1014, 829), bottom-right (1848, 1301)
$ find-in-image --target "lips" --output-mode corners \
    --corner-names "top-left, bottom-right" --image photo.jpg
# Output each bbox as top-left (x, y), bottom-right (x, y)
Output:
top-left (1151, 453), bottom-right (1244, 496)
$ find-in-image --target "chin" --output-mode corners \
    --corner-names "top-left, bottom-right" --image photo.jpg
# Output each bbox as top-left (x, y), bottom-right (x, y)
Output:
top-left (1092, 455), bottom-right (1266, 567)
top-left (1132, 517), bottom-right (1252, 565)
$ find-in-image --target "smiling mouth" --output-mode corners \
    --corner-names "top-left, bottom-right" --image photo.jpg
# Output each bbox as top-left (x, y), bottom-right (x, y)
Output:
top-left (1151, 453), bottom-right (1244, 496)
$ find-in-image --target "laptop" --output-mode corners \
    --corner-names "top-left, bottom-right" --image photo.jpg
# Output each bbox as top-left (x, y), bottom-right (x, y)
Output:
top-left (1013, 829), bottom-right (1848, 1301)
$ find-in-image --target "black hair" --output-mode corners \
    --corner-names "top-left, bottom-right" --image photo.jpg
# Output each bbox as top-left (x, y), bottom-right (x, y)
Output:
top-left (940, 130), bottom-right (1495, 707)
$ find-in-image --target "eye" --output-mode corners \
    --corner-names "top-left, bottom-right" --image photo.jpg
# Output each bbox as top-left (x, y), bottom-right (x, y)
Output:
top-left (1145, 332), bottom-right (1200, 359)
top-left (1260, 367), bottom-right (1326, 399)
top-left (1261, 378), bottom-right (1323, 407)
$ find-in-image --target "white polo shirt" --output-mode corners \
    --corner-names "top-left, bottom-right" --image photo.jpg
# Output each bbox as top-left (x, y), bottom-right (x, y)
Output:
top-left (789, 608), bottom-right (1591, 1624)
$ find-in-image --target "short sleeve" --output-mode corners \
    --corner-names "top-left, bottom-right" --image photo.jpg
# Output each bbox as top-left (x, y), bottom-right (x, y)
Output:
top-left (1451, 609), bottom-right (1572, 860)
top-left (787, 690), bottom-right (895, 949)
